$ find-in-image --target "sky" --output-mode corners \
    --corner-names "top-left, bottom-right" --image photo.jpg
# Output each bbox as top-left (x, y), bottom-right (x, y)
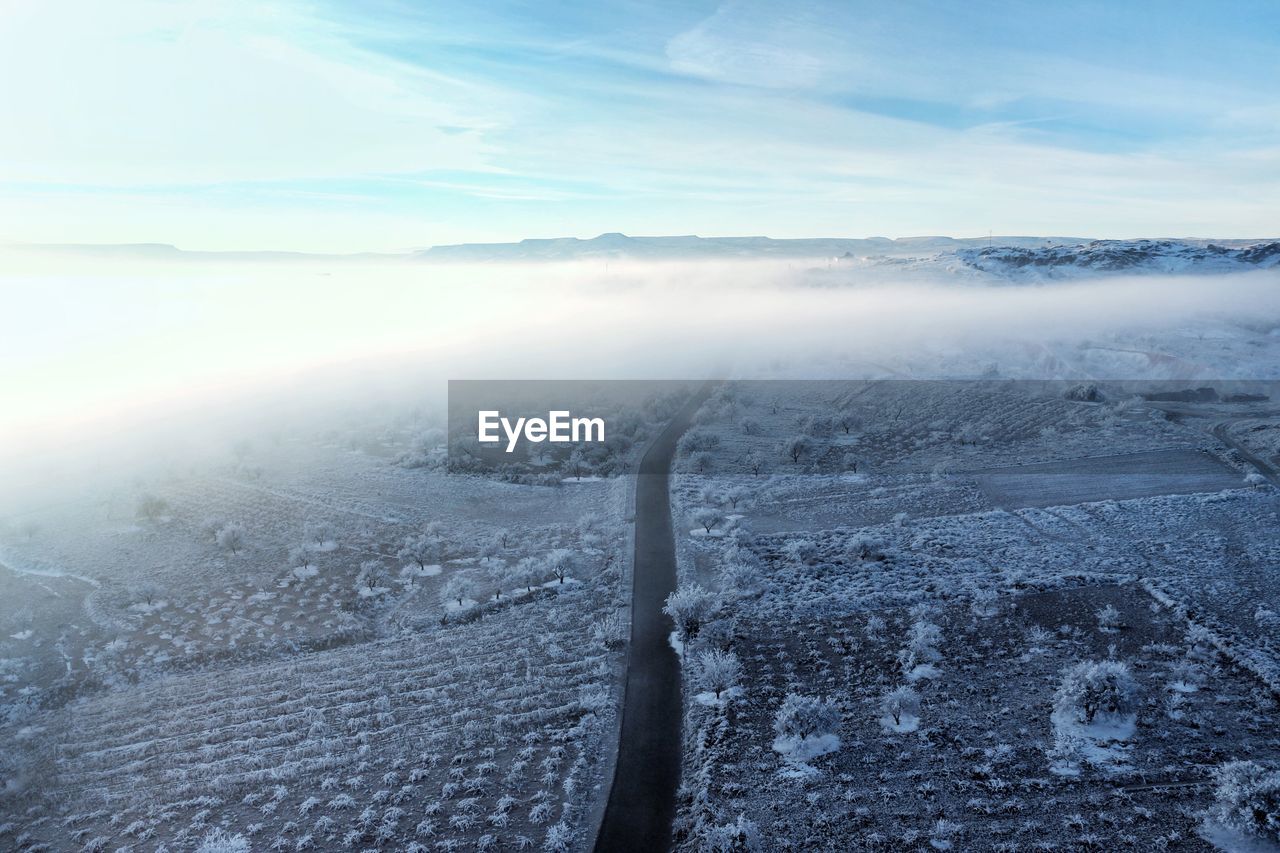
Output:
top-left (0, 0), bottom-right (1278, 251)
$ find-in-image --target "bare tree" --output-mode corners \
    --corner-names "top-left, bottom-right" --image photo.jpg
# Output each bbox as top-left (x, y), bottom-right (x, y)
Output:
top-left (691, 507), bottom-right (724, 534)
top-left (781, 435), bottom-right (810, 464)
top-left (546, 549), bottom-right (574, 584)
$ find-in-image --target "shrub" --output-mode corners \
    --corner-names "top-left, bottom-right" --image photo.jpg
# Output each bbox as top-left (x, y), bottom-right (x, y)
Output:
top-left (774, 693), bottom-right (841, 741)
top-left (1054, 660), bottom-right (1138, 725)
top-left (1210, 760), bottom-right (1280, 841)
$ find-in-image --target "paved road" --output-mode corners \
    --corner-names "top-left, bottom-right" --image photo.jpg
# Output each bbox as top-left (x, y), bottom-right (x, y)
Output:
top-left (595, 386), bottom-right (711, 853)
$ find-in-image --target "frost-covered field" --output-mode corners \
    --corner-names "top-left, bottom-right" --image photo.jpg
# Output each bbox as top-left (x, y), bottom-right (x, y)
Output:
top-left (667, 381), bottom-right (1280, 851)
top-left (0, 415), bottom-right (635, 853)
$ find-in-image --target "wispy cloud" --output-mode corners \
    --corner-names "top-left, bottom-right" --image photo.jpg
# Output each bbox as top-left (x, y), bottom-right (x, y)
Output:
top-left (0, 0), bottom-right (1276, 250)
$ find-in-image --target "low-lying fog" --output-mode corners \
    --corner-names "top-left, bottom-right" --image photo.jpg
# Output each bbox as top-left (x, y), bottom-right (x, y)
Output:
top-left (3, 247), bottom-right (1279, 507)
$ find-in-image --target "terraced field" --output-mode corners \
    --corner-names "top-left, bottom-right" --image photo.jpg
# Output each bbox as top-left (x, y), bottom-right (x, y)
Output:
top-left (26, 581), bottom-right (620, 851)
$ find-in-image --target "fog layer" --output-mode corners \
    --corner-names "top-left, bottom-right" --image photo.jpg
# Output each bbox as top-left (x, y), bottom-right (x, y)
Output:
top-left (3, 249), bottom-right (1279, 491)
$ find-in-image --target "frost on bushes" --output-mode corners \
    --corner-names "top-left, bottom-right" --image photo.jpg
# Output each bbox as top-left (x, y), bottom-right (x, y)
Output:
top-left (774, 693), bottom-right (840, 740)
top-left (1053, 660), bottom-right (1137, 726)
top-left (1209, 760), bottom-right (1280, 842)
top-left (664, 584), bottom-right (718, 643)
top-left (897, 619), bottom-right (943, 680)
top-left (590, 611), bottom-right (627, 649)
top-left (195, 828), bottom-right (250, 853)
top-left (1050, 660), bottom-right (1139, 774)
top-left (694, 649), bottom-right (742, 700)
top-left (702, 814), bottom-right (762, 852)
top-left (543, 821), bottom-right (573, 852)
top-left (880, 685), bottom-right (921, 729)
top-left (772, 693), bottom-right (841, 762)
top-left (1096, 604), bottom-right (1125, 632)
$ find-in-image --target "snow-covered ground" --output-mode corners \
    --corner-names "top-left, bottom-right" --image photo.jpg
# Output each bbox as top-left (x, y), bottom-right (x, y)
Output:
top-left (668, 380), bottom-right (1280, 851)
top-left (0, 416), bottom-right (635, 853)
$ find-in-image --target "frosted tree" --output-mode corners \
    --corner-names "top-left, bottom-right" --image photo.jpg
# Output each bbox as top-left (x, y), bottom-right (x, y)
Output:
top-left (1053, 660), bottom-right (1138, 725)
top-left (745, 451), bottom-right (766, 476)
top-left (358, 559), bottom-right (387, 593)
top-left (781, 435), bottom-right (810, 464)
top-left (695, 648), bottom-right (742, 699)
top-left (1244, 471), bottom-right (1267, 489)
top-left (398, 533), bottom-right (441, 572)
top-left (511, 556), bottom-right (545, 592)
top-left (215, 522), bottom-right (245, 555)
top-left (663, 584), bottom-right (717, 642)
top-left (880, 685), bottom-right (921, 726)
top-left (773, 693), bottom-right (840, 741)
top-left (135, 493), bottom-right (169, 522)
top-left (1209, 760), bottom-right (1280, 842)
top-left (487, 566), bottom-right (505, 600)
top-left (289, 544), bottom-right (317, 570)
top-left (545, 549), bottom-right (574, 584)
top-left (722, 486), bottom-right (750, 510)
top-left (130, 581), bottom-right (163, 607)
top-left (897, 620), bottom-right (943, 676)
top-left (441, 574), bottom-right (478, 608)
top-left (691, 507), bottom-right (724, 534)
top-left (200, 516), bottom-right (225, 541)
top-left (305, 520), bottom-right (337, 548)
top-left (837, 409), bottom-right (862, 435)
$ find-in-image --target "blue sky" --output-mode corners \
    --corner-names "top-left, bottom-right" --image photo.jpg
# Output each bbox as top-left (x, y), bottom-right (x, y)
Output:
top-left (1, 0), bottom-right (1277, 251)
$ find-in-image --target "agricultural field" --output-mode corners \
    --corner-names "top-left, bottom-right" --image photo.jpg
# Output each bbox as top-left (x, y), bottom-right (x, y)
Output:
top-left (667, 380), bottom-right (1280, 851)
top-left (0, 411), bottom-right (637, 853)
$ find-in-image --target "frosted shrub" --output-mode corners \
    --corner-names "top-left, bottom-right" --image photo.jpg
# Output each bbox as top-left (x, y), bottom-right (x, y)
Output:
top-left (1210, 760), bottom-right (1280, 842)
top-left (846, 535), bottom-right (886, 562)
top-left (774, 693), bottom-right (841, 742)
top-left (544, 822), bottom-right (573, 852)
top-left (897, 621), bottom-right (943, 677)
top-left (663, 584), bottom-right (718, 642)
top-left (695, 649), bottom-right (743, 700)
top-left (782, 538), bottom-right (818, 565)
top-left (880, 686), bottom-right (921, 727)
top-left (195, 829), bottom-right (250, 853)
top-left (215, 523), bottom-right (246, 554)
top-left (591, 611), bottom-right (627, 649)
top-left (702, 814), bottom-right (762, 851)
top-left (1096, 605), bottom-right (1124, 632)
top-left (1053, 660), bottom-right (1138, 725)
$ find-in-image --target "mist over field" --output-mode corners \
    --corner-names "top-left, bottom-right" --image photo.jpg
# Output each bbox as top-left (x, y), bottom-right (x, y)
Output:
top-left (5, 247), bottom-right (1280, 483)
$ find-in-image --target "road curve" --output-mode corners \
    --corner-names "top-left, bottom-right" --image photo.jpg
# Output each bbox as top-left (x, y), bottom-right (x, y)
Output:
top-left (594, 385), bottom-right (711, 853)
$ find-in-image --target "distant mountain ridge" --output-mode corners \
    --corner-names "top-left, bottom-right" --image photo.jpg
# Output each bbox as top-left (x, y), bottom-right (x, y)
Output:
top-left (955, 239), bottom-right (1280, 279)
top-left (13, 235), bottom-right (1280, 280)
top-left (417, 232), bottom-right (1085, 261)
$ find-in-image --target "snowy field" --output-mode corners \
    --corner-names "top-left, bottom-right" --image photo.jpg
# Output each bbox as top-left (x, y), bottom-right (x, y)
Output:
top-left (667, 381), bottom-right (1280, 851)
top-left (0, 416), bottom-right (635, 853)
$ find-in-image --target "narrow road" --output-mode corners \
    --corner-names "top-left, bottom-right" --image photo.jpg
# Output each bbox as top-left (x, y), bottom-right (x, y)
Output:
top-left (595, 385), bottom-right (711, 853)
top-left (1211, 420), bottom-right (1280, 487)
